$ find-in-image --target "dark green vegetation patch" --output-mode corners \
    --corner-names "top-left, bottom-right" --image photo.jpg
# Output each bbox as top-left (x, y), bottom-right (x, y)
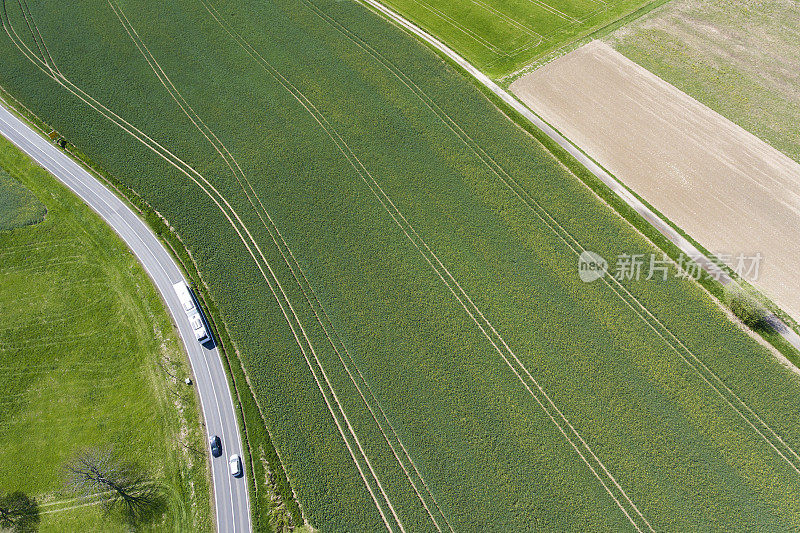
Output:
top-left (3, 0), bottom-right (800, 531)
top-left (0, 167), bottom-right (45, 230)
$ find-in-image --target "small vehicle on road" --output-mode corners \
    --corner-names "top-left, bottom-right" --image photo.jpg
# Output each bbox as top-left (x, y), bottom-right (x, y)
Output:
top-left (229, 454), bottom-right (242, 477)
top-left (209, 435), bottom-right (222, 457)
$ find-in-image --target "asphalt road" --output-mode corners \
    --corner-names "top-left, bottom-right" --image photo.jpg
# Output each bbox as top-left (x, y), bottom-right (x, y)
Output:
top-left (0, 103), bottom-right (251, 533)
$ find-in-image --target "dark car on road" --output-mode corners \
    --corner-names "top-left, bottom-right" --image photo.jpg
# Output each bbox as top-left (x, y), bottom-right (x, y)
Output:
top-left (209, 435), bottom-right (222, 457)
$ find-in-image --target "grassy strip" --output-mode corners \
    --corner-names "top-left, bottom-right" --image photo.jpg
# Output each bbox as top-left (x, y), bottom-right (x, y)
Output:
top-left (499, 0), bottom-right (672, 85)
top-left (0, 86), bottom-right (303, 532)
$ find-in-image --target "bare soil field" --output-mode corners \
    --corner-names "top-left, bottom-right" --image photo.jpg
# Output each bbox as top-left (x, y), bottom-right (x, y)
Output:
top-left (606, 0), bottom-right (800, 164)
top-left (511, 40), bottom-right (800, 321)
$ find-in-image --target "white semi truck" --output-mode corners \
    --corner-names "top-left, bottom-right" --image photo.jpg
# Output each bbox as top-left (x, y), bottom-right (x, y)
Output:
top-left (173, 280), bottom-right (210, 343)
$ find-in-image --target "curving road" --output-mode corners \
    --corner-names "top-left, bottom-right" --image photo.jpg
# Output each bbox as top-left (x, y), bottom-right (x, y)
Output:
top-left (0, 102), bottom-right (251, 533)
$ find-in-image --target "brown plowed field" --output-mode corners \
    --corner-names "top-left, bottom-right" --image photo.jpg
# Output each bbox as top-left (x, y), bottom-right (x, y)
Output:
top-left (511, 40), bottom-right (800, 321)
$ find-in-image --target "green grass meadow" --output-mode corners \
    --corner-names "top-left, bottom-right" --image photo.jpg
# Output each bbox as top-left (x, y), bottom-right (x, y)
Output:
top-left (3, 0), bottom-right (800, 530)
top-left (0, 135), bottom-right (212, 532)
top-left (376, 0), bottom-right (662, 76)
top-left (0, 168), bottom-right (45, 231)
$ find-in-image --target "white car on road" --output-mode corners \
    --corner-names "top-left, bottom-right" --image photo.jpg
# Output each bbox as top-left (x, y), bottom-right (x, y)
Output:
top-left (229, 454), bottom-right (242, 477)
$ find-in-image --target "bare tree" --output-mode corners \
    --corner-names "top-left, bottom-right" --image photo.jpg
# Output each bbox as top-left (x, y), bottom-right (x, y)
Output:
top-left (64, 448), bottom-right (161, 524)
top-left (0, 491), bottom-right (40, 532)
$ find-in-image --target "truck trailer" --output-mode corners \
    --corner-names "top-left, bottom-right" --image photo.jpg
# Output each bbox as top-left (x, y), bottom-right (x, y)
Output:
top-left (173, 280), bottom-right (210, 343)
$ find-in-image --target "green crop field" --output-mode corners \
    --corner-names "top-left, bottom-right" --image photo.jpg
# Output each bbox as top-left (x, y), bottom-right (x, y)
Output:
top-left (3, 0), bottom-right (800, 531)
top-left (606, 0), bottom-right (800, 165)
top-left (377, 0), bottom-right (665, 76)
top-left (0, 136), bottom-right (211, 531)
